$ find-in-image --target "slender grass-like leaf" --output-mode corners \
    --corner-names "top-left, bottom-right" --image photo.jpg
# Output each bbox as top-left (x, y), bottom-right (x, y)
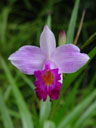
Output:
top-left (57, 90), bottom-right (96, 128)
top-left (8, 109), bottom-right (20, 119)
top-left (83, 73), bottom-right (96, 97)
top-left (46, 14), bottom-right (51, 29)
top-left (0, 7), bottom-right (10, 44)
top-left (74, 9), bottom-right (85, 45)
top-left (66, 0), bottom-right (80, 43)
top-left (0, 89), bottom-right (14, 128)
top-left (74, 101), bottom-right (96, 128)
top-left (43, 120), bottom-right (55, 128)
top-left (84, 111), bottom-right (96, 127)
top-left (4, 86), bottom-right (12, 101)
top-left (17, 71), bottom-right (35, 90)
top-left (51, 76), bottom-right (82, 124)
top-left (0, 56), bottom-right (34, 128)
top-left (82, 118), bottom-right (96, 127)
top-left (40, 97), bottom-right (51, 126)
top-left (32, 102), bottom-right (39, 128)
top-left (81, 32), bottom-right (96, 49)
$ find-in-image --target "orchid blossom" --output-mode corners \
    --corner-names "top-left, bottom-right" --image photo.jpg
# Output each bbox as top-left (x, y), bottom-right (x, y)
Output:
top-left (8, 25), bottom-right (89, 101)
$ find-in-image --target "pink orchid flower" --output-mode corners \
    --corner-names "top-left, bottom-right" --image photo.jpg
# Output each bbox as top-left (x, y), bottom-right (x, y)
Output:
top-left (8, 25), bottom-right (89, 101)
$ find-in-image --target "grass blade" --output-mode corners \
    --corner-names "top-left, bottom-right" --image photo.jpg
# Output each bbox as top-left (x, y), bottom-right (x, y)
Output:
top-left (83, 73), bottom-right (96, 97)
top-left (74, 9), bottom-right (85, 45)
top-left (0, 89), bottom-right (14, 128)
top-left (61, 77), bottom-right (82, 121)
top-left (43, 120), bottom-right (55, 128)
top-left (8, 109), bottom-right (20, 119)
top-left (0, 56), bottom-right (34, 128)
top-left (81, 32), bottom-right (96, 49)
top-left (17, 71), bottom-right (35, 90)
top-left (57, 90), bottom-right (96, 128)
top-left (40, 97), bottom-right (51, 126)
top-left (74, 101), bottom-right (96, 128)
top-left (66, 0), bottom-right (80, 43)
top-left (51, 76), bottom-right (82, 125)
top-left (0, 7), bottom-right (10, 44)
top-left (46, 14), bottom-right (51, 28)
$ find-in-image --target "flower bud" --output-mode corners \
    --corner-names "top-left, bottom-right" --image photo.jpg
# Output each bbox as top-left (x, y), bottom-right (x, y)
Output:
top-left (58, 30), bottom-right (66, 46)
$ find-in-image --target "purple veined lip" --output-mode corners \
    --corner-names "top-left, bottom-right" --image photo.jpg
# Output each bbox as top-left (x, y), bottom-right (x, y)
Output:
top-left (8, 25), bottom-right (90, 101)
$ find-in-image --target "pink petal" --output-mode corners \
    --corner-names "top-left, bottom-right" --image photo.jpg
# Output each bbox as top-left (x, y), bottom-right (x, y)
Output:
top-left (8, 45), bottom-right (47, 74)
top-left (40, 25), bottom-right (56, 57)
top-left (51, 44), bottom-right (90, 73)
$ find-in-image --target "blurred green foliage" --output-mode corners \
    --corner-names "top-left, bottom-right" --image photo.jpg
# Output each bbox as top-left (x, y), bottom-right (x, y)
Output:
top-left (0, 0), bottom-right (96, 128)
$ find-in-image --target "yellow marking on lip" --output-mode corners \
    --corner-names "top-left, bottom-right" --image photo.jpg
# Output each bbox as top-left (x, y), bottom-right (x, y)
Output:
top-left (42, 70), bottom-right (54, 86)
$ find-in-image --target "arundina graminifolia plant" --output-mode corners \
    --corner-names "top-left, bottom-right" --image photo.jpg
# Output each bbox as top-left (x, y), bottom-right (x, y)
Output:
top-left (8, 25), bottom-right (89, 101)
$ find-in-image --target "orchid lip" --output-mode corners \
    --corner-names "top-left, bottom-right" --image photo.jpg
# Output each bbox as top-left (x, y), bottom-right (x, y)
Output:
top-left (34, 65), bottom-right (62, 101)
top-left (42, 70), bottom-right (55, 86)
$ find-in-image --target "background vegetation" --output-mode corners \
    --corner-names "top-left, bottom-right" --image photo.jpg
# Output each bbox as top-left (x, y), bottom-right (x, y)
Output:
top-left (0, 0), bottom-right (96, 128)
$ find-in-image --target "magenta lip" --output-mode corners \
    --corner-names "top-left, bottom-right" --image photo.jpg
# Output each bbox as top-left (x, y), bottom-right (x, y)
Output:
top-left (34, 65), bottom-right (62, 101)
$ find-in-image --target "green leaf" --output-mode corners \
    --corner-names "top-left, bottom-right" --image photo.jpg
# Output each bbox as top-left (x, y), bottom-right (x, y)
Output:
top-left (83, 73), bottom-right (96, 97)
top-left (51, 76), bottom-right (82, 125)
top-left (0, 7), bottom-right (10, 44)
top-left (57, 90), bottom-right (96, 128)
top-left (46, 14), bottom-right (51, 29)
top-left (74, 101), bottom-right (96, 128)
top-left (0, 56), bottom-right (34, 128)
top-left (4, 86), bottom-right (12, 101)
top-left (66, 0), bottom-right (80, 43)
top-left (81, 32), bottom-right (96, 49)
top-left (40, 97), bottom-right (51, 126)
top-left (8, 109), bottom-right (20, 119)
top-left (0, 89), bottom-right (14, 128)
top-left (43, 120), bottom-right (56, 128)
top-left (17, 71), bottom-right (35, 90)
